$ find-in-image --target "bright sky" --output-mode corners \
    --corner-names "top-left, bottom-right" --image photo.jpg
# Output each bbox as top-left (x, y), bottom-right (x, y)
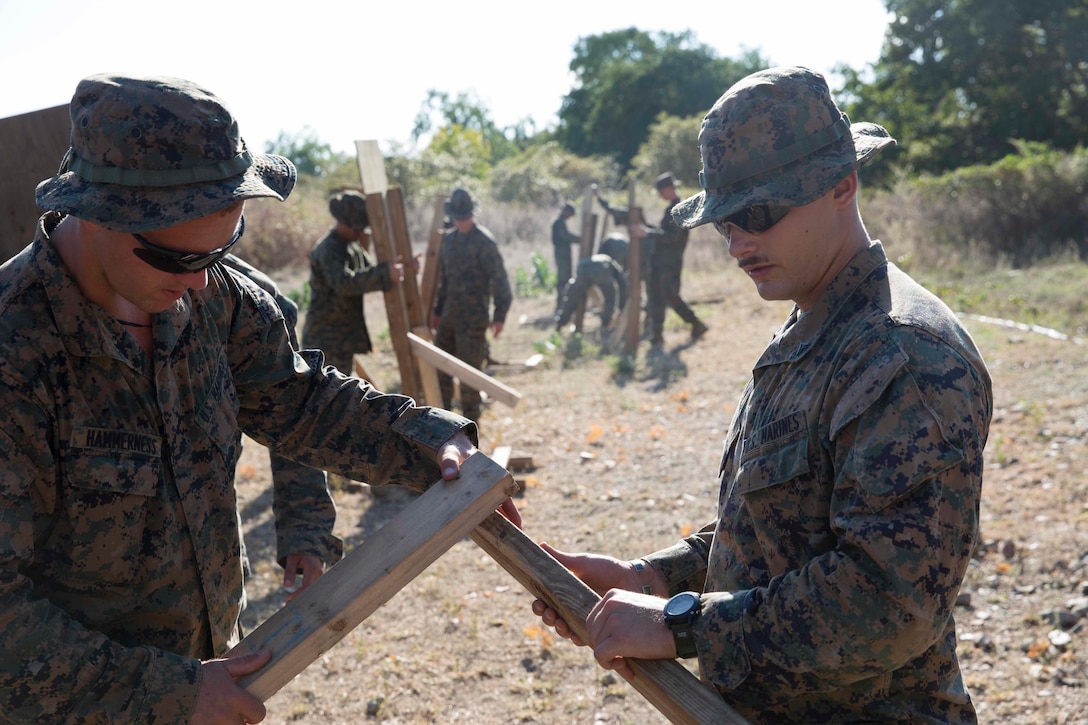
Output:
top-left (1, 0), bottom-right (892, 155)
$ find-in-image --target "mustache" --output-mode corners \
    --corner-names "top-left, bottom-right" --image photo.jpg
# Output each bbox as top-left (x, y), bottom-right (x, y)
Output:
top-left (736, 255), bottom-right (770, 268)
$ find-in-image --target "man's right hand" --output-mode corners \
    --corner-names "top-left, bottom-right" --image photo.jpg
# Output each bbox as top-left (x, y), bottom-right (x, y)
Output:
top-left (193, 649), bottom-right (271, 723)
top-left (530, 544), bottom-right (661, 643)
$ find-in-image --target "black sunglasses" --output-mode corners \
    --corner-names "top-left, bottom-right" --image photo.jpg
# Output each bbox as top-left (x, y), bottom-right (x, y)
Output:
top-left (132, 216), bottom-right (245, 274)
top-left (712, 204), bottom-right (791, 237)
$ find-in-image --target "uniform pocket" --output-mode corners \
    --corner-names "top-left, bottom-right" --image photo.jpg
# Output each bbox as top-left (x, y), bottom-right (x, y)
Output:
top-left (58, 448), bottom-right (161, 588)
top-left (735, 434), bottom-right (811, 496)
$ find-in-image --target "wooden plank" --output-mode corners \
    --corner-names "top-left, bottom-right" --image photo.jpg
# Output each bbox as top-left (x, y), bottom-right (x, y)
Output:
top-left (351, 355), bottom-right (381, 389)
top-left (469, 513), bottom-right (749, 725)
top-left (407, 332), bottom-right (521, 408)
top-left (363, 191), bottom-right (420, 400)
top-left (624, 177), bottom-right (643, 356)
top-left (354, 140), bottom-right (388, 194)
top-left (386, 187), bottom-right (425, 329)
top-left (411, 325), bottom-right (443, 408)
top-left (420, 195), bottom-right (447, 326)
top-left (230, 452), bottom-right (519, 701)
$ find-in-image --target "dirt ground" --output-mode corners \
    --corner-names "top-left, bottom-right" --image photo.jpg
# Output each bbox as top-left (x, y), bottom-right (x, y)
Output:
top-left (236, 255), bottom-right (1088, 724)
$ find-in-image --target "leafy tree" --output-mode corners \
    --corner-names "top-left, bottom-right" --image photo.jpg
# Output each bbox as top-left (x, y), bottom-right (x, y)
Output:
top-left (411, 89), bottom-right (524, 163)
top-left (556, 28), bottom-right (765, 170)
top-left (489, 141), bottom-right (621, 205)
top-left (629, 112), bottom-right (704, 189)
top-left (264, 126), bottom-right (351, 178)
top-left (839, 0), bottom-right (1088, 178)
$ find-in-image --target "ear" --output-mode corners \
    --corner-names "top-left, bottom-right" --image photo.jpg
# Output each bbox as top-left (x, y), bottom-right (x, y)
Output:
top-left (830, 170), bottom-right (859, 208)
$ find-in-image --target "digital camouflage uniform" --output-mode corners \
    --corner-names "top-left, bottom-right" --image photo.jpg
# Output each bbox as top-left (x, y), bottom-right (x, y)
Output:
top-left (0, 214), bottom-right (473, 723)
top-left (432, 221), bottom-right (512, 422)
top-left (645, 196), bottom-right (701, 343)
top-left (551, 207), bottom-right (579, 309)
top-left (555, 254), bottom-right (628, 330)
top-left (221, 254), bottom-right (340, 571)
top-left (643, 243), bottom-right (992, 723)
top-left (300, 227), bottom-right (392, 372)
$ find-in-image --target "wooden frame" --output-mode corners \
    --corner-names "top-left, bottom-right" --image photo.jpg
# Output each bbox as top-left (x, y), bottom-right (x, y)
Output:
top-left (230, 452), bottom-right (518, 701)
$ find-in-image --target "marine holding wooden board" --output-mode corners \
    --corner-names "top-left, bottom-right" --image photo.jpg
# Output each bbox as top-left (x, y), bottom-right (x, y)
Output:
top-left (531, 66), bottom-right (993, 724)
top-left (0, 72), bottom-right (519, 724)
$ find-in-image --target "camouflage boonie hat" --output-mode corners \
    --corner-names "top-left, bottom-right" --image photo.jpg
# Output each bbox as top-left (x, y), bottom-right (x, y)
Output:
top-left (35, 73), bottom-right (296, 234)
top-left (672, 66), bottom-right (895, 229)
top-left (329, 190), bottom-right (369, 230)
top-left (448, 187), bottom-right (474, 220)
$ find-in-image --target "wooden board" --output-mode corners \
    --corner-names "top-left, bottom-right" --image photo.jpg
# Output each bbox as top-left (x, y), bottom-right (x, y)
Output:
top-left (624, 176), bottom-right (643, 356)
top-left (362, 191), bottom-right (420, 400)
top-left (407, 332), bottom-right (521, 408)
top-left (420, 195), bottom-right (446, 325)
top-left (0, 104), bottom-right (69, 263)
top-left (230, 452), bottom-right (518, 701)
top-left (469, 513), bottom-right (748, 725)
top-left (411, 325), bottom-right (444, 408)
top-left (353, 140), bottom-right (388, 195)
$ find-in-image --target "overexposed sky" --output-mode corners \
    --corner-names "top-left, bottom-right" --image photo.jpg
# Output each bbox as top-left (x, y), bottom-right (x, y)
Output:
top-left (1, 0), bottom-right (892, 155)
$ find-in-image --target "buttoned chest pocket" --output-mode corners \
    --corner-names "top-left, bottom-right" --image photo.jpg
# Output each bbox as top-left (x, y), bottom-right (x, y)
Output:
top-left (57, 451), bottom-right (161, 588)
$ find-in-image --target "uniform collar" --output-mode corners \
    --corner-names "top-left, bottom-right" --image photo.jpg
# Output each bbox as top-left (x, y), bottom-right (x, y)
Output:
top-left (755, 241), bottom-right (887, 368)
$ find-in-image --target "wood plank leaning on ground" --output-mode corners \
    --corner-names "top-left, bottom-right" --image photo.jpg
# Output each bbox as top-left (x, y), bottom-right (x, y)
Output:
top-left (228, 452), bottom-right (519, 701)
top-left (406, 331), bottom-right (522, 408)
top-left (479, 448), bottom-right (749, 725)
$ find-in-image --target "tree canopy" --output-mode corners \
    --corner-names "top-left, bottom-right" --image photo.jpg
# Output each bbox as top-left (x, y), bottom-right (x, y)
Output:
top-left (555, 28), bottom-right (766, 171)
top-left (839, 0), bottom-right (1088, 179)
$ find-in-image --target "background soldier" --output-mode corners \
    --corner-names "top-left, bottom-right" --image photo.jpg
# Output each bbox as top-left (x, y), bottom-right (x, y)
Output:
top-left (430, 188), bottom-right (512, 424)
top-left (641, 172), bottom-right (708, 347)
top-left (301, 190), bottom-right (405, 374)
top-left (222, 254), bottom-right (340, 599)
top-left (555, 234), bottom-right (629, 332)
top-left (551, 200), bottom-right (579, 310)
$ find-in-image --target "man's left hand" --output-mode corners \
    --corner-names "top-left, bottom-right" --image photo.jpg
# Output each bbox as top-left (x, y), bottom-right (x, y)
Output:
top-left (282, 553), bottom-right (326, 602)
top-left (585, 589), bottom-right (676, 681)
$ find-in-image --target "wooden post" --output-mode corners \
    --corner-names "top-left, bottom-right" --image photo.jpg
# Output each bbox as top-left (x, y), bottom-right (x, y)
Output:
top-left (386, 187), bottom-right (424, 328)
top-left (363, 191), bottom-right (421, 400)
top-left (420, 195), bottom-right (447, 326)
top-left (355, 141), bottom-right (420, 400)
top-left (230, 452), bottom-right (519, 701)
top-left (624, 178), bottom-right (643, 356)
top-left (572, 185), bottom-right (599, 332)
top-left (469, 513), bottom-right (749, 725)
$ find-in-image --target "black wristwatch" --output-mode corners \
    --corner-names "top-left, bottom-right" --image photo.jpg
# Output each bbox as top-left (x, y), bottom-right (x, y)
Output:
top-left (663, 591), bottom-right (702, 659)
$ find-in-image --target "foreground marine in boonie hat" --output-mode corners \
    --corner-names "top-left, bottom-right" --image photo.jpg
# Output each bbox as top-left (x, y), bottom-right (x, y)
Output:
top-left (672, 66), bottom-right (895, 229)
top-left (35, 73), bottom-right (296, 232)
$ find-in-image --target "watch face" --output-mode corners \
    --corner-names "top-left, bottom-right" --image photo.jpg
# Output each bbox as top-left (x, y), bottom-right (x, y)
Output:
top-left (665, 591), bottom-right (700, 618)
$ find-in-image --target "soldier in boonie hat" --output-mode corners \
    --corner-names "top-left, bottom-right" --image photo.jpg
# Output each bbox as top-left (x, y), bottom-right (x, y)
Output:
top-left (447, 187), bottom-right (475, 221)
top-left (672, 66), bottom-right (895, 230)
top-left (35, 73), bottom-right (296, 233)
top-left (328, 190), bottom-right (370, 231)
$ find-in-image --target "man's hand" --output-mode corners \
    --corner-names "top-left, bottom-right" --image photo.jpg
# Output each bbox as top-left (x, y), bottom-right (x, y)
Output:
top-left (389, 255), bottom-right (406, 284)
top-left (488, 321), bottom-right (504, 338)
top-left (436, 432), bottom-right (522, 527)
top-left (530, 544), bottom-right (663, 644)
top-left (282, 553), bottom-right (325, 602)
top-left (193, 650), bottom-right (271, 723)
top-left (585, 589), bottom-right (676, 682)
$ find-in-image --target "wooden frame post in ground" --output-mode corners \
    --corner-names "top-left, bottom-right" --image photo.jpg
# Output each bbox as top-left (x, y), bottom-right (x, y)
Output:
top-left (624, 177), bottom-right (643, 356)
top-left (355, 140), bottom-right (421, 400)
